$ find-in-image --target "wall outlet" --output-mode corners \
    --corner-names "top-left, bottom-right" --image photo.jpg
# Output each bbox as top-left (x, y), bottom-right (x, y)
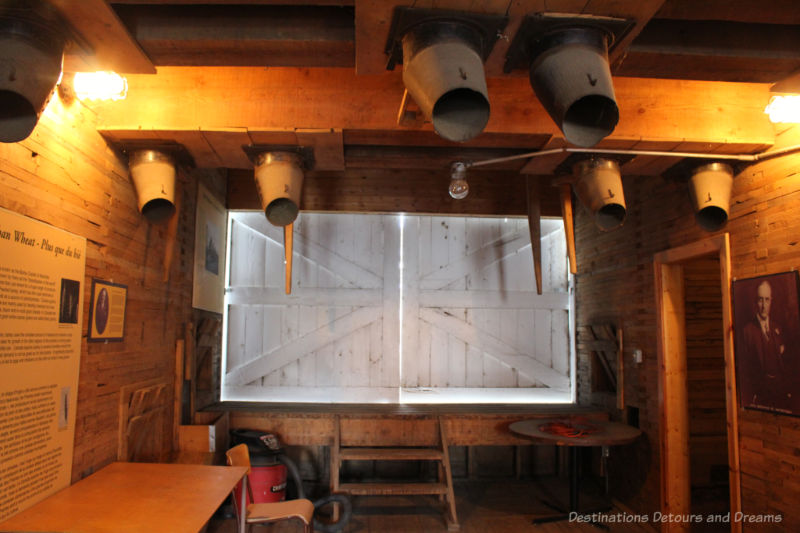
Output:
top-left (633, 349), bottom-right (643, 364)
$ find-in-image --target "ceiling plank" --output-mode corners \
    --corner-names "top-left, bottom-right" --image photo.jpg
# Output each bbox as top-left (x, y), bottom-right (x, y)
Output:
top-left (582, 0), bottom-right (666, 67)
top-left (93, 67), bottom-right (775, 148)
top-left (51, 0), bottom-right (155, 74)
top-left (616, 19), bottom-right (800, 83)
top-left (201, 128), bottom-right (253, 168)
top-left (296, 129), bottom-right (346, 171)
top-left (654, 0), bottom-right (800, 25)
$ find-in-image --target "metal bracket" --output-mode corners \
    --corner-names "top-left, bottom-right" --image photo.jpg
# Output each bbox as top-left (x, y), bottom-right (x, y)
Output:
top-left (384, 6), bottom-right (508, 70)
top-left (504, 12), bottom-right (634, 73)
top-left (241, 144), bottom-right (315, 170)
top-left (115, 141), bottom-right (195, 169)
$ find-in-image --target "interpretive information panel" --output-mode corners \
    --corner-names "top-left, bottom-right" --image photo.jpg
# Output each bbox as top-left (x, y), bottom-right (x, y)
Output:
top-left (0, 208), bottom-right (86, 521)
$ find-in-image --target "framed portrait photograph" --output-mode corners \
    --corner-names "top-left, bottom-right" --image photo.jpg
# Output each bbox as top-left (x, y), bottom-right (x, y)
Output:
top-left (733, 271), bottom-right (800, 416)
top-left (87, 279), bottom-right (127, 342)
top-left (192, 183), bottom-right (227, 314)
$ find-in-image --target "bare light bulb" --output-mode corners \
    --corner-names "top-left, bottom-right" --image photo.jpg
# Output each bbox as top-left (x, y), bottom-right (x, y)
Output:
top-left (449, 161), bottom-right (469, 199)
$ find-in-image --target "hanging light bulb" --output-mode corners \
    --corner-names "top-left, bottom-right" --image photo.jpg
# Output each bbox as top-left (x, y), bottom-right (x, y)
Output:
top-left (449, 161), bottom-right (469, 199)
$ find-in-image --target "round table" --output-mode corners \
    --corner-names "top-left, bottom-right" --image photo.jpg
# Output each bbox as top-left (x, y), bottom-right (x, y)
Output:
top-left (509, 417), bottom-right (642, 526)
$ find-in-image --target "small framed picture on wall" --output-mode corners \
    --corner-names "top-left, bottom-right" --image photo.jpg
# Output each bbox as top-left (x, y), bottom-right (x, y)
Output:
top-left (192, 183), bottom-right (227, 314)
top-left (733, 271), bottom-right (800, 416)
top-left (88, 279), bottom-right (127, 342)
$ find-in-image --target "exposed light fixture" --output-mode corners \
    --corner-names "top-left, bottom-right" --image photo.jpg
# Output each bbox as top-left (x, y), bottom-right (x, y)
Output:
top-left (764, 95), bottom-right (800, 123)
top-left (72, 71), bottom-right (128, 101)
top-left (448, 161), bottom-right (469, 199)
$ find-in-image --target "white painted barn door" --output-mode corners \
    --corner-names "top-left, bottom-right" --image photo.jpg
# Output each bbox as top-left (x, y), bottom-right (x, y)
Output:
top-left (400, 217), bottom-right (571, 403)
top-left (223, 213), bottom-right (571, 403)
top-left (224, 212), bottom-right (401, 402)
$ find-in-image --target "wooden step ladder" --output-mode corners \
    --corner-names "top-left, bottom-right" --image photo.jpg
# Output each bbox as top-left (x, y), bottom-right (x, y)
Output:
top-left (330, 415), bottom-right (459, 531)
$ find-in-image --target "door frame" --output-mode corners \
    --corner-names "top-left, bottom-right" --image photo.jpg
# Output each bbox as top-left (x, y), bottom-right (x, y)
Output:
top-left (654, 234), bottom-right (741, 532)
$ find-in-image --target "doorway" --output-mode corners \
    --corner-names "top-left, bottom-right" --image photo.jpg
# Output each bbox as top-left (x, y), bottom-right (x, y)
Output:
top-left (654, 235), bottom-right (741, 533)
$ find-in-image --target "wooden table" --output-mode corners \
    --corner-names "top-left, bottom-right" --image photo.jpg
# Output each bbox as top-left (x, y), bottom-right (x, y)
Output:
top-left (0, 462), bottom-right (249, 533)
top-left (509, 417), bottom-right (641, 527)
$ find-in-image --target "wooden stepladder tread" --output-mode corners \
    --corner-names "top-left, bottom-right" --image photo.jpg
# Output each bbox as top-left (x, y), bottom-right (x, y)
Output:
top-left (330, 415), bottom-right (459, 531)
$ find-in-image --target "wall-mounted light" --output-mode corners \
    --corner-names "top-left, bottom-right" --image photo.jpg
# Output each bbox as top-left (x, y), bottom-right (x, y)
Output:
top-left (0, 0), bottom-right (67, 143)
top-left (448, 161), bottom-right (469, 199)
top-left (572, 158), bottom-right (626, 231)
top-left (764, 95), bottom-right (800, 123)
top-left (385, 8), bottom-right (507, 143)
top-left (72, 71), bottom-right (128, 101)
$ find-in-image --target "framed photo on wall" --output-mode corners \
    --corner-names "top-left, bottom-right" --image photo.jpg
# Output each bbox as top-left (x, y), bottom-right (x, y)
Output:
top-left (88, 279), bottom-right (127, 342)
top-left (733, 271), bottom-right (800, 416)
top-left (192, 183), bottom-right (227, 314)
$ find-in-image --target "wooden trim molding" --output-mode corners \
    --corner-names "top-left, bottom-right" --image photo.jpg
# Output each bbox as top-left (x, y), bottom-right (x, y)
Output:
top-left (654, 234), bottom-right (741, 533)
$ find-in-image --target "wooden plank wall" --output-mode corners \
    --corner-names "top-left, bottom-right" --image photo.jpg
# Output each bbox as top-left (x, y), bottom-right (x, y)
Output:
top-left (683, 258), bottom-right (728, 492)
top-left (0, 92), bottom-right (211, 481)
top-left (574, 124), bottom-right (800, 529)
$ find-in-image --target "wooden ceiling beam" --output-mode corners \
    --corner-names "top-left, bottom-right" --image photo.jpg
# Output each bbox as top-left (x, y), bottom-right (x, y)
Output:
top-left (616, 19), bottom-right (800, 83)
top-left (49, 0), bottom-right (155, 74)
top-left (94, 67), bottom-right (775, 148)
top-left (111, 4), bottom-right (354, 67)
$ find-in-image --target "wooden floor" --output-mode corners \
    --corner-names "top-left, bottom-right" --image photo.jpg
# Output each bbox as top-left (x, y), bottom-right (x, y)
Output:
top-left (206, 477), bottom-right (654, 533)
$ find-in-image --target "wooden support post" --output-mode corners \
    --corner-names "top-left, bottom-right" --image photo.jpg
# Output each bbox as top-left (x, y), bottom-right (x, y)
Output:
top-left (560, 184), bottom-right (577, 275)
top-left (438, 416), bottom-right (459, 531)
top-left (173, 339), bottom-right (184, 452)
top-left (526, 177), bottom-right (543, 295)
top-left (185, 322), bottom-right (196, 424)
top-left (284, 222), bottom-right (293, 294)
top-left (616, 327), bottom-right (624, 410)
top-left (330, 415), bottom-right (341, 522)
top-left (162, 180), bottom-right (181, 282)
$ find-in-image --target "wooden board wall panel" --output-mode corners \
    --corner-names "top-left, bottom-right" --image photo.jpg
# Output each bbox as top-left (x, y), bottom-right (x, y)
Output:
top-left (0, 93), bottom-right (203, 482)
top-left (227, 169), bottom-right (562, 217)
top-left (574, 124), bottom-right (800, 528)
top-left (228, 408), bottom-right (609, 446)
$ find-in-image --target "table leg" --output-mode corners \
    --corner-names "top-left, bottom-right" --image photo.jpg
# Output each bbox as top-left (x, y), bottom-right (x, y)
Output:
top-left (569, 446), bottom-right (580, 513)
top-left (239, 475), bottom-right (247, 533)
top-left (531, 446), bottom-right (611, 530)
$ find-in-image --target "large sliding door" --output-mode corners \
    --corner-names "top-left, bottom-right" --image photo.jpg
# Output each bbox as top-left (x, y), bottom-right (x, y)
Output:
top-left (223, 212), bottom-right (571, 403)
